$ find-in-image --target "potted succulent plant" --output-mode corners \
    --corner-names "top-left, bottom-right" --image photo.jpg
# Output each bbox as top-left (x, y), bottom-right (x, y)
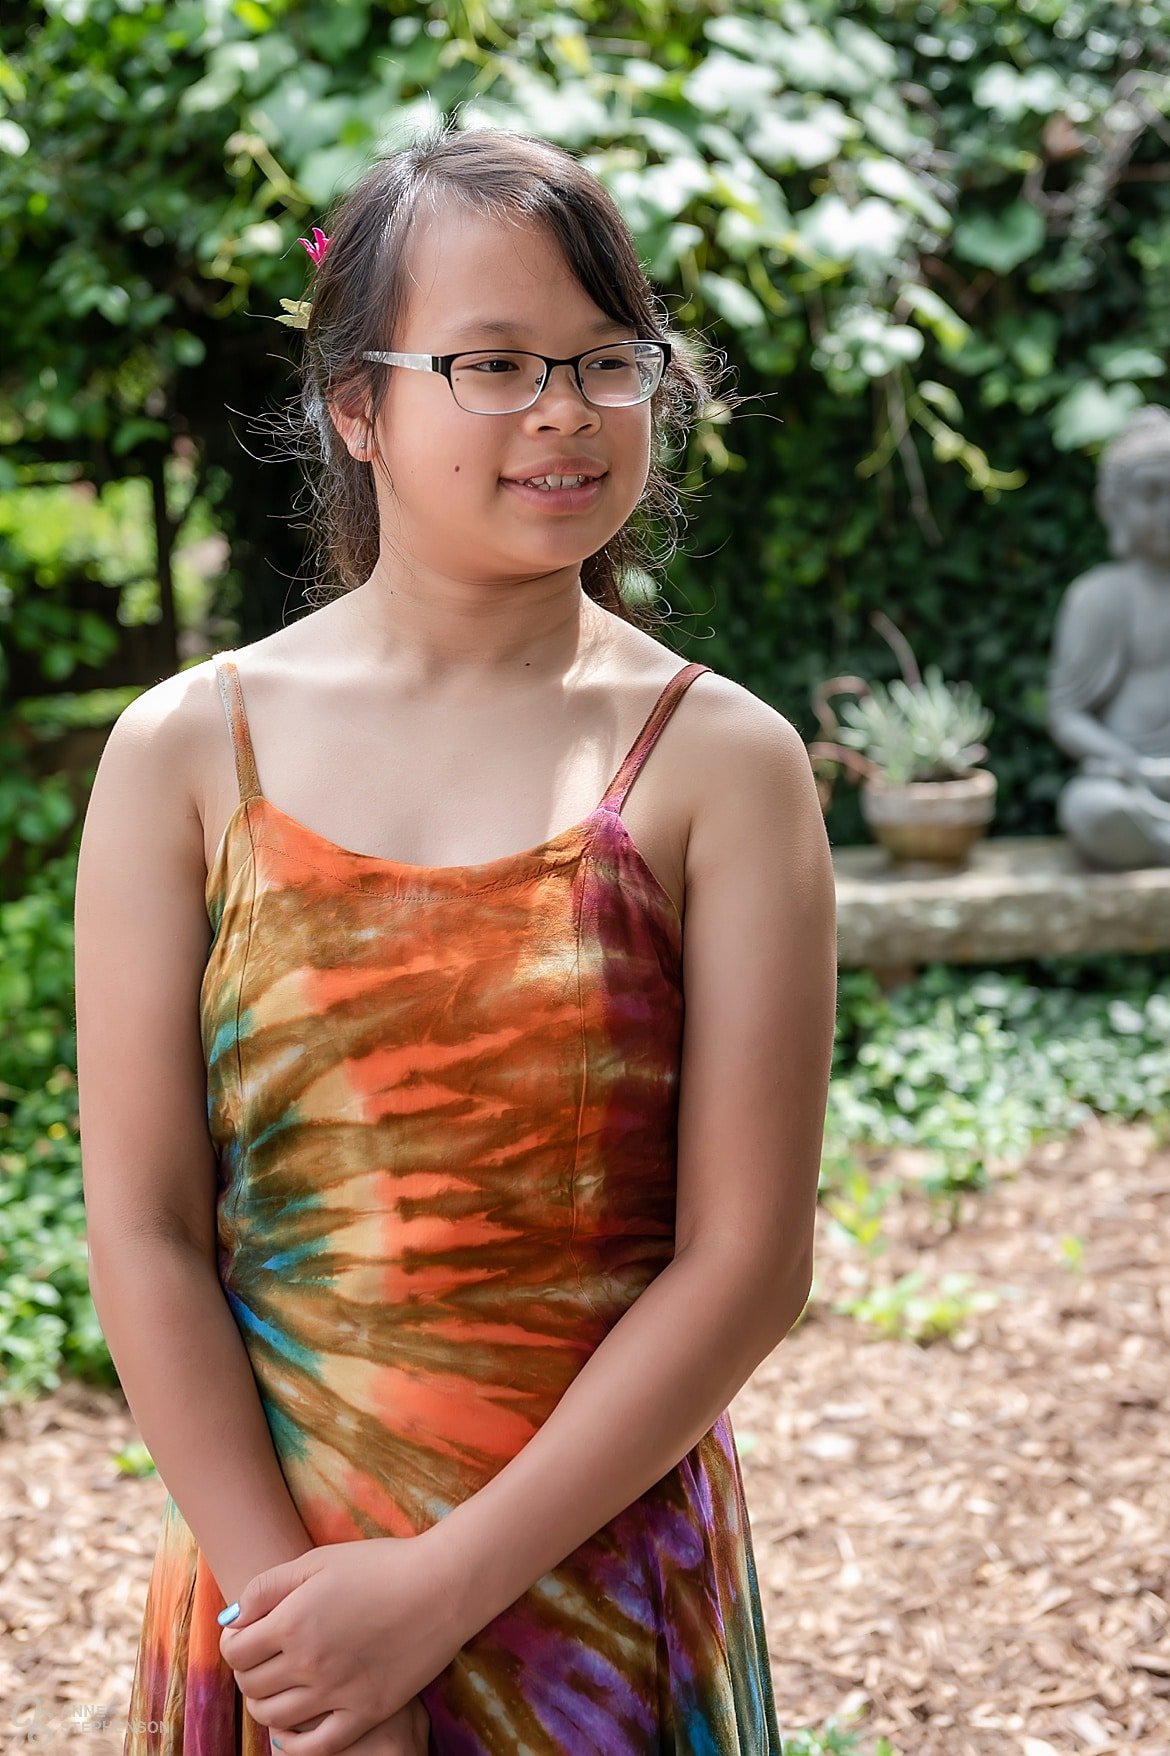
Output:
top-left (808, 613), bottom-right (997, 869)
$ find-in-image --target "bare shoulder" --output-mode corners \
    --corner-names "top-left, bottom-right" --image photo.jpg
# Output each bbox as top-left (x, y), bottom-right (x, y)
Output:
top-left (681, 666), bottom-right (811, 765)
top-left (80, 656), bottom-right (228, 859)
top-left (677, 669), bottom-right (829, 878)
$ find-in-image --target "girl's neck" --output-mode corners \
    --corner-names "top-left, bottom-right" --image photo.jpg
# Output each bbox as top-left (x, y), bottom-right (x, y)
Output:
top-left (329, 564), bottom-right (610, 686)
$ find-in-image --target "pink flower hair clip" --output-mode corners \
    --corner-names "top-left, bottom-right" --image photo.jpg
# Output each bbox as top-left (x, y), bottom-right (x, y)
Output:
top-left (299, 226), bottom-right (332, 266)
top-left (276, 227), bottom-right (333, 329)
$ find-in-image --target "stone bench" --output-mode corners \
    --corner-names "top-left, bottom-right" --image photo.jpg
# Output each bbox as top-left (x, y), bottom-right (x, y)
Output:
top-left (833, 834), bottom-right (1170, 978)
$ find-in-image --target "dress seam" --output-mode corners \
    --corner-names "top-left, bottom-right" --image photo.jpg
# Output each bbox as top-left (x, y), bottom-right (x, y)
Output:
top-left (569, 838), bottom-right (603, 1320)
top-left (234, 798), bottom-right (259, 1131)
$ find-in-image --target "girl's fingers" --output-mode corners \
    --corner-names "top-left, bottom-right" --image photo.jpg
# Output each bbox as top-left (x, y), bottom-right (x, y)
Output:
top-left (243, 1691), bottom-right (323, 1732)
top-left (272, 1699), bottom-right (430, 1756)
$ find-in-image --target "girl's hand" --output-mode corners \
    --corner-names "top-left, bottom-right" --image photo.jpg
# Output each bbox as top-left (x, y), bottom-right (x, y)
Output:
top-left (218, 1532), bottom-right (461, 1756)
top-left (271, 1699), bottom-right (430, 1756)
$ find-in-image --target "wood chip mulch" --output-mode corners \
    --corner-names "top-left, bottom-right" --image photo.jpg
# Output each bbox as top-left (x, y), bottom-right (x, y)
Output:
top-left (2, 1119), bottom-right (1166, 1755)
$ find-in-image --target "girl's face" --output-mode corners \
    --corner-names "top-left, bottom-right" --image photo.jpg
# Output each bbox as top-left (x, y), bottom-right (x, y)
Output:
top-left (346, 201), bottom-right (654, 588)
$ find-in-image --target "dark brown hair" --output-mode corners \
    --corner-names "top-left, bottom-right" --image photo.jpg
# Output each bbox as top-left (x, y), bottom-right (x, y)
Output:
top-left (264, 119), bottom-right (730, 631)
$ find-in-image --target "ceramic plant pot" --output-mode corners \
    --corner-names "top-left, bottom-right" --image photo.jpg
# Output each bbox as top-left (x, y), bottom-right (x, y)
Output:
top-left (860, 767), bottom-right (998, 870)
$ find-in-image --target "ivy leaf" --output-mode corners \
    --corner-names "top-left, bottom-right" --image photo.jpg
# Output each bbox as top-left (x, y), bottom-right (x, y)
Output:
top-left (749, 105), bottom-right (854, 171)
top-left (644, 221), bottom-right (704, 280)
top-left (974, 63), bottom-right (1075, 122)
top-left (305, 0), bottom-right (374, 59)
top-left (953, 202), bottom-right (1045, 275)
top-left (110, 418), bottom-right (171, 456)
top-left (858, 156), bottom-right (950, 231)
top-left (1092, 345), bottom-right (1166, 383)
top-left (697, 271), bottom-right (768, 330)
top-left (1051, 379), bottom-right (1144, 451)
top-left (900, 285), bottom-right (971, 353)
top-left (635, 157), bottom-right (712, 221)
top-left (296, 141), bottom-right (383, 206)
top-left (800, 193), bottom-right (909, 265)
top-left (683, 51), bottom-right (777, 120)
top-left (0, 118), bottom-right (30, 156)
top-left (1001, 312), bottom-right (1061, 378)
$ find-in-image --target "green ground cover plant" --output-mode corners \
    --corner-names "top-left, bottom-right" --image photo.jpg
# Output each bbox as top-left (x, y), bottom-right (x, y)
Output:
top-left (825, 957), bottom-right (1170, 1197)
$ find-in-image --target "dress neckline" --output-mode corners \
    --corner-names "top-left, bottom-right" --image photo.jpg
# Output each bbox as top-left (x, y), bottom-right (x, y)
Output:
top-left (207, 791), bottom-right (601, 891)
top-left (205, 792), bottom-right (683, 931)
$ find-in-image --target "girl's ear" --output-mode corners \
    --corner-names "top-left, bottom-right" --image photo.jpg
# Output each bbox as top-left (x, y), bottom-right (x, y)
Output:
top-left (327, 393), bottom-right (375, 462)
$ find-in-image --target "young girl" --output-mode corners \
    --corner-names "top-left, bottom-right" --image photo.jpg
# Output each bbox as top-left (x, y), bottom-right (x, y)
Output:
top-left (76, 123), bottom-right (836, 1756)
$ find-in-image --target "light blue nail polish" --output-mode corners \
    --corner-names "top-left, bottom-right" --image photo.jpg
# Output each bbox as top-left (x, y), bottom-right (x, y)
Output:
top-left (273, 1741), bottom-right (283, 1751)
top-left (217, 1601), bottom-right (240, 1626)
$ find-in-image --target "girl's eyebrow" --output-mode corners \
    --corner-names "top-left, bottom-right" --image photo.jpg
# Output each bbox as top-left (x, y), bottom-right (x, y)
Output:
top-left (446, 315), bottom-right (632, 344)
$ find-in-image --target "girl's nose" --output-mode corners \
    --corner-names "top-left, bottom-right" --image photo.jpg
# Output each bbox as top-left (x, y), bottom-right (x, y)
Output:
top-left (529, 363), bottom-right (600, 427)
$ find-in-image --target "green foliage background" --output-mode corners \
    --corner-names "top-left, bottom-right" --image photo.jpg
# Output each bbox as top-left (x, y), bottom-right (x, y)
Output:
top-left (4, 0), bottom-right (1170, 841)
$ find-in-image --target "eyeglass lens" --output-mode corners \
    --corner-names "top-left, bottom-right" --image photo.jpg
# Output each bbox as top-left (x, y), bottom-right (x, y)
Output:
top-left (449, 343), bottom-right (663, 414)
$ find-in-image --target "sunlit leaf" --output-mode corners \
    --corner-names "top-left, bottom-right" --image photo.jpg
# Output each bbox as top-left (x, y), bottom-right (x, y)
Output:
top-left (1051, 378), bottom-right (1144, 451)
top-left (953, 202), bottom-right (1046, 274)
top-left (696, 271), bottom-right (768, 329)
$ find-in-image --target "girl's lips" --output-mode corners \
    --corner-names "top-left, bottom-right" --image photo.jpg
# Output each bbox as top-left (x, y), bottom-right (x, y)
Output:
top-left (500, 474), bottom-right (608, 512)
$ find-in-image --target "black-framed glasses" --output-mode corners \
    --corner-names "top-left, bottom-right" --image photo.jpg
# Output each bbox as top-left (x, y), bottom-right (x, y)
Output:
top-left (358, 340), bottom-right (671, 415)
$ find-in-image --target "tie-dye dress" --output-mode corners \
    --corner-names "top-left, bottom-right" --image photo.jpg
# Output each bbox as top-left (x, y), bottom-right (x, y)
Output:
top-left (123, 649), bottom-right (782, 1755)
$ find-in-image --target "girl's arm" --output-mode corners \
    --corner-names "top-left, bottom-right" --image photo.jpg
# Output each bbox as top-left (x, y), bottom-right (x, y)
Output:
top-left (433, 685), bottom-right (835, 1640)
top-left (75, 672), bottom-right (315, 1607)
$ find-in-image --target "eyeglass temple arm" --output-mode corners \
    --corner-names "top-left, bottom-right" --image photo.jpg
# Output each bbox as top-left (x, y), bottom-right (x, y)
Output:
top-left (360, 351), bottom-right (437, 368)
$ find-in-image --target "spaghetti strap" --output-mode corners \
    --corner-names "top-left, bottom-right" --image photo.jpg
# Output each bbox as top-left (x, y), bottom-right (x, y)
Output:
top-left (600, 660), bottom-right (712, 812)
top-left (212, 651), bottom-right (263, 804)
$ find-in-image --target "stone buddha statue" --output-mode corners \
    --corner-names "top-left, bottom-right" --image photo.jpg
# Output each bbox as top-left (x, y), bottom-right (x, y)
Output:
top-left (1047, 403), bottom-right (1170, 868)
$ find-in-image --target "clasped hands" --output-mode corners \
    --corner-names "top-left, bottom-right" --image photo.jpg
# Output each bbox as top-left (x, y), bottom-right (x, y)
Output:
top-left (218, 1527), bottom-right (467, 1756)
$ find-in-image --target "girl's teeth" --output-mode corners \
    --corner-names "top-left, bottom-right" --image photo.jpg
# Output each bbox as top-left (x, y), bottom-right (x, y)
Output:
top-left (525, 474), bottom-right (588, 489)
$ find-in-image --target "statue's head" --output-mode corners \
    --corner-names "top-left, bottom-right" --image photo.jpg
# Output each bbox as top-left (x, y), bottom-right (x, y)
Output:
top-left (1096, 404), bottom-right (1170, 563)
